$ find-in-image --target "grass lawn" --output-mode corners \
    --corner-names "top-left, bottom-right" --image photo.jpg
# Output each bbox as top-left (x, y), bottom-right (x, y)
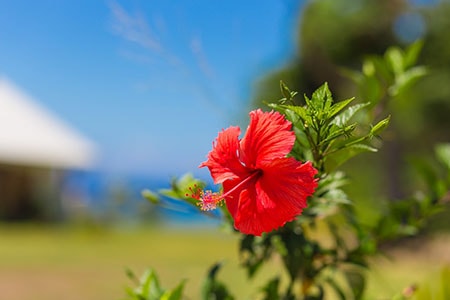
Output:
top-left (0, 223), bottom-right (448, 299)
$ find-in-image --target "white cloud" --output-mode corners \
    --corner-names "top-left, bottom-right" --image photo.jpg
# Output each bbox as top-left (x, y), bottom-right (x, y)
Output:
top-left (107, 1), bottom-right (232, 119)
top-left (190, 36), bottom-right (215, 79)
top-left (109, 1), bottom-right (162, 52)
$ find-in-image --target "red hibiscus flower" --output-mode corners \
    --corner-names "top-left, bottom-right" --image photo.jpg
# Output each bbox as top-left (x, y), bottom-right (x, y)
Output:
top-left (196, 109), bottom-right (318, 236)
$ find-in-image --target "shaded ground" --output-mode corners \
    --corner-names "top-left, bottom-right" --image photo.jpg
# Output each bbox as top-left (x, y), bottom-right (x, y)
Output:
top-left (0, 224), bottom-right (448, 299)
top-left (366, 234), bottom-right (450, 299)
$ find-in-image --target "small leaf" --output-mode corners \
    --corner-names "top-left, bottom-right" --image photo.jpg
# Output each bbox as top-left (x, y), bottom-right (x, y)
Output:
top-left (142, 269), bottom-right (163, 299)
top-left (372, 56), bottom-right (394, 83)
top-left (325, 188), bottom-right (351, 205)
top-left (260, 277), bottom-right (280, 300)
top-left (360, 75), bottom-right (383, 105)
top-left (280, 80), bottom-right (291, 99)
top-left (325, 144), bottom-right (377, 172)
top-left (311, 82), bottom-right (332, 109)
top-left (362, 60), bottom-right (375, 77)
top-left (331, 103), bottom-right (370, 127)
top-left (435, 143), bottom-right (450, 170)
top-left (385, 46), bottom-right (404, 75)
top-left (129, 269), bottom-right (163, 300)
top-left (160, 280), bottom-right (186, 300)
top-left (340, 67), bottom-right (363, 85)
top-left (404, 39), bottom-right (424, 68)
top-left (344, 270), bottom-right (365, 300)
top-left (142, 189), bottom-right (160, 204)
top-left (328, 98), bottom-right (354, 119)
top-left (279, 81), bottom-right (297, 103)
top-left (202, 262), bottom-right (235, 300)
top-left (389, 66), bottom-right (427, 96)
top-left (159, 173), bottom-right (206, 206)
top-left (325, 277), bottom-right (347, 300)
top-left (370, 116), bottom-right (390, 137)
top-left (320, 123), bottom-right (356, 145)
top-left (278, 105), bottom-right (310, 124)
top-left (315, 172), bottom-right (349, 196)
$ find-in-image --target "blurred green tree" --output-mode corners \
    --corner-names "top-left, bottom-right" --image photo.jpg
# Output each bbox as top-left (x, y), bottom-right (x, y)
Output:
top-left (252, 0), bottom-right (450, 225)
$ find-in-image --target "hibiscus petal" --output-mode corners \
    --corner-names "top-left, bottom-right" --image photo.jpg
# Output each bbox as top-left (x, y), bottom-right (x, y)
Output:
top-left (233, 187), bottom-right (270, 236)
top-left (240, 109), bottom-right (295, 168)
top-left (200, 126), bottom-right (248, 184)
top-left (260, 158), bottom-right (318, 210)
top-left (233, 185), bottom-right (299, 236)
top-left (233, 158), bottom-right (318, 236)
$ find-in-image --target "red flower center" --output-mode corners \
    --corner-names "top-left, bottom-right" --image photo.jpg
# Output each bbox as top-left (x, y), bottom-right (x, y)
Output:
top-left (191, 169), bottom-right (263, 211)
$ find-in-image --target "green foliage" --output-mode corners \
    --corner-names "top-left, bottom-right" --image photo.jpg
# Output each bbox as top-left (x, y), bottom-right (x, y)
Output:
top-left (259, 277), bottom-right (281, 300)
top-left (374, 143), bottom-right (450, 243)
top-left (142, 173), bottom-right (233, 226)
top-left (142, 173), bottom-right (207, 208)
top-left (234, 82), bottom-right (390, 300)
top-left (201, 262), bottom-right (235, 300)
top-left (343, 40), bottom-right (427, 114)
top-left (268, 82), bottom-right (389, 173)
top-left (124, 268), bottom-right (185, 300)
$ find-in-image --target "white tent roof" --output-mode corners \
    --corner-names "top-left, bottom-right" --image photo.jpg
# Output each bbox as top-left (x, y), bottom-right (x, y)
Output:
top-left (0, 77), bottom-right (96, 169)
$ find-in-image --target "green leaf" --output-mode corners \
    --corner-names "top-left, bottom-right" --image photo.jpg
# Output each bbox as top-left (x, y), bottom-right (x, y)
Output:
top-left (141, 269), bottom-right (163, 300)
top-left (125, 268), bottom-right (187, 300)
top-left (328, 98), bottom-right (354, 119)
top-left (325, 277), bottom-right (346, 300)
top-left (142, 189), bottom-right (160, 204)
top-left (361, 75), bottom-right (383, 105)
top-left (283, 105), bottom-right (310, 123)
top-left (340, 67), bottom-right (363, 85)
top-left (343, 270), bottom-right (365, 300)
top-left (279, 80), bottom-right (297, 103)
top-left (202, 262), bottom-right (235, 300)
top-left (331, 103), bottom-right (370, 127)
top-left (325, 144), bottom-right (377, 172)
top-left (362, 60), bottom-right (375, 77)
top-left (370, 116), bottom-right (390, 137)
top-left (324, 188), bottom-right (351, 205)
top-left (371, 55), bottom-right (394, 83)
top-left (311, 82), bottom-right (332, 109)
top-left (320, 123), bottom-right (356, 145)
top-left (260, 277), bottom-right (280, 300)
top-left (124, 286), bottom-right (136, 298)
top-left (385, 46), bottom-right (404, 75)
top-left (404, 39), bottom-right (424, 68)
top-left (160, 280), bottom-right (186, 300)
top-left (280, 80), bottom-right (291, 99)
top-left (159, 173), bottom-right (206, 206)
top-left (314, 172), bottom-right (349, 196)
top-left (435, 143), bottom-right (450, 170)
top-left (127, 269), bottom-right (163, 300)
top-left (389, 66), bottom-right (427, 96)
top-left (239, 235), bottom-right (273, 278)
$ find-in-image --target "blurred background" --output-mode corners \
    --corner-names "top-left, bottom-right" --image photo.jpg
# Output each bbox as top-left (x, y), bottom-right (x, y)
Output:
top-left (0, 0), bottom-right (449, 299)
top-left (0, 0), bottom-right (305, 225)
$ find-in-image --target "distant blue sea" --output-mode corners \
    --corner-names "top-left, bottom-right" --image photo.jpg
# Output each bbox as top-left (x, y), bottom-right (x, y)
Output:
top-left (62, 170), bottom-right (221, 227)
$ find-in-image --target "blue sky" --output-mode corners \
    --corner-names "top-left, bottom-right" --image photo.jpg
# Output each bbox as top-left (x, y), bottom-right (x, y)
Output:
top-left (0, 0), bottom-right (304, 178)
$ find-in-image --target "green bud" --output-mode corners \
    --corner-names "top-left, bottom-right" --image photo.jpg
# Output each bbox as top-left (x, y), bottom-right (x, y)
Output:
top-left (362, 60), bottom-right (375, 77)
top-left (141, 189), bottom-right (160, 204)
top-left (370, 116), bottom-right (390, 137)
top-left (280, 80), bottom-right (292, 100)
top-left (279, 80), bottom-right (297, 103)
